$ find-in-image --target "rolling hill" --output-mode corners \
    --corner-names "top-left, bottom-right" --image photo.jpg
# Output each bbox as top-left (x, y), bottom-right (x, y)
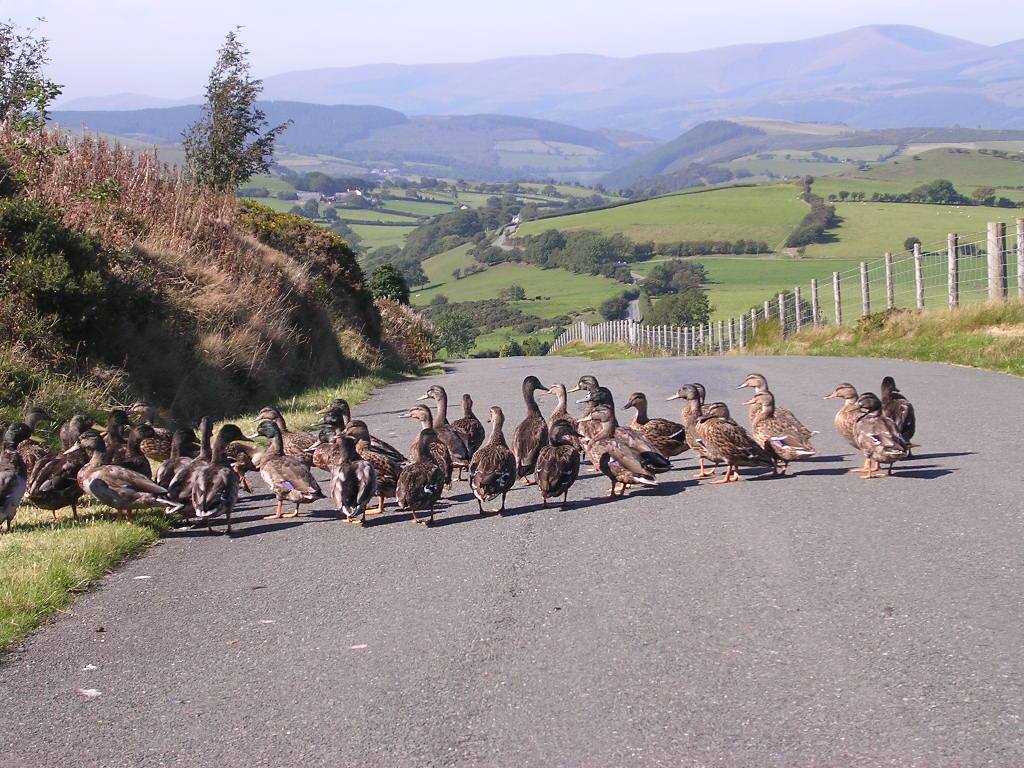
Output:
top-left (51, 102), bottom-right (639, 181)
top-left (60, 27), bottom-right (1024, 140)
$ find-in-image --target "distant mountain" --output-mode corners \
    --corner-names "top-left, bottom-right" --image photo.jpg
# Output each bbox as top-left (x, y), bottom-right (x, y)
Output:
top-left (50, 102), bottom-right (638, 181)
top-left (243, 25), bottom-right (1024, 137)
top-left (55, 93), bottom-right (200, 111)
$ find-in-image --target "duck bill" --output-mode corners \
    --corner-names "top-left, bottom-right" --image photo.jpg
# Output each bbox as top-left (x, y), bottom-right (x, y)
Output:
top-left (665, 393), bottom-right (682, 401)
top-left (415, 394), bottom-right (431, 401)
top-left (244, 432), bottom-right (260, 440)
top-left (566, 385), bottom-right (581, 393)
top-left (61, 445), bottom-right (81, 455)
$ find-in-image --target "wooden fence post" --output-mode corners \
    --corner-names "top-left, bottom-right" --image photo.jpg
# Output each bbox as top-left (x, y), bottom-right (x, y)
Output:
top-left (728, 318), bottom-right (735, 350)
top-left (794, 286), bottom-right (803, 331)
top-left (810, 278), bottom-right (820, 326)
top-left (1017, 219), bottom-right (1024, 301)
top-left (860, 261), bottom-right (870, 317)
top-left (884, 252), bottom-right (894, 309)
top-left (833, 272), bottom-right (842, 326)
top-left (914, 242), bottom-right (925, 309)
top-left (948, 233), bottom-right (959, 309)
top-left (739, 315), bottom-right (747, 348)
top-left (763, 299), bottom-right (771, 319)
top-left (717, 320), bottom-right (725, 352)
top-left (749, 307), bottom-right (757, 334)
top-left (778, 292), bottom-right (786, 337)
top-left (988, 222), bottom-right (1008, 302)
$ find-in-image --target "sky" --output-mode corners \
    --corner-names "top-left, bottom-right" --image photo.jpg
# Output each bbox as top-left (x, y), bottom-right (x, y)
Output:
top-left (8, 0), bottom-right (1024, 102)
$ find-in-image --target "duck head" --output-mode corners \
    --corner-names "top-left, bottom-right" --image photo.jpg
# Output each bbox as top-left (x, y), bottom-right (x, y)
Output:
top-left (66, 429), bottom-right (106, 456)
top-left (824, 383), bottom-right (859, 401)
top-left (666, 384), bottom-right (699, 402)
top-left (127, 400), bottom-right (157, 424)
top-left (855, 393), bottom-right (883, 414)
top-left (623, 392), bottom-right (646, 412)
top-left (254, 420), bottom-right (281, 440)
top-left (741, 391), bottom-right (775, 416)
top-left (343, 420), bottom-right (371, 443)
top-left (549, 420), bottom-right (583, 446)
top-left (3, 422), bottom-right (32, 449)
top-left (567, 375), bottom-right (599, 394)
top-left (737, 373), bottom-right (768, 391)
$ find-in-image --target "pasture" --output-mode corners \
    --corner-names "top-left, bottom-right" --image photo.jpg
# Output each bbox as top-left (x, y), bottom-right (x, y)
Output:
top-left (516, 184), bottom-right (808, 247)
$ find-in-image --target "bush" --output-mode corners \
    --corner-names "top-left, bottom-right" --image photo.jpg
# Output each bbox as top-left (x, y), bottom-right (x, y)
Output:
top-left (431, 308), bottom-right (478, 358)
top-left (645, 288), bottom-right (712, 326)
top-left (375, 298), bottom-right (434, 366)
top-left (368, 263), bottom-right (410, 304)
top-left (498, 339), bottom-right (523, 357)
top-left (276, 189), bottom-right (298, 200)
top-left (599, 294), bottom-right (630, 320)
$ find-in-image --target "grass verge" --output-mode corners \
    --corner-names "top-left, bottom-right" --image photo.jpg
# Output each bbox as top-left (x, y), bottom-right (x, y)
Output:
top-left (1, 364), bottom-right (438, 652)
top-left (553, 342), bottom-right (672, 360)
top-left (744, 302), bottom-right (1024, 377)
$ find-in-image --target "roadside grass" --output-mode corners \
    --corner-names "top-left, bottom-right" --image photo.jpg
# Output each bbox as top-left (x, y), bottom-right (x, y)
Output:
top-left (552, 342), bottom-right (672, 360)
top-left (0, 503), bottom-right (169, 650)
top-left (515, 184), bottom-right (808, 247)
top-left (744, 302), bottom-right (1024, 377)
top-left (0, 364), bottom-right (438, 653)
top-left (549, 302), bottom-right (1024, 377)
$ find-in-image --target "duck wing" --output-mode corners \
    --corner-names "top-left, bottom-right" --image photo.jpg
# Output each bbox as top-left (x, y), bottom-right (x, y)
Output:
top-left (469, 444), bottom-right (516, 501)
top-left (512, 416), bottom-right (548, 476)
top-left (192, 465), bottom-right (239, 519)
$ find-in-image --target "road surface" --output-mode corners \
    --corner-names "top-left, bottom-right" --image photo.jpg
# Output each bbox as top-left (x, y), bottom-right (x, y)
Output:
top-left (2, 355), bottom-right (1022, 767)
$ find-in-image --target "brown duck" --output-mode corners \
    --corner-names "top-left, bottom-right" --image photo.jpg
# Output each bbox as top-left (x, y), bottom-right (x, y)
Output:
top-left (535, 420), bottom-right (582, 507)
top-left (343, 420), bottom-right (403, 516)
top-left (742, 391), bottom-right (816, 474)
top-left (396, 428), bottom-right (446, 525)
top-left (468, 406), bottom-right (517, 515)
top-left (691, 402), bottom-right (774, 484)
top-left (624, 392), bottom-right (687, 458)
top-left (824, 383), bottom-right (861, 449)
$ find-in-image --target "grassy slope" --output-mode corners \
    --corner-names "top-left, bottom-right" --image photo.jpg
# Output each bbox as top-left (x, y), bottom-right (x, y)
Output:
top-left (804, 200), bottom-right (1017, 259)
top-left (0, 367), bottom-right (433, 652)
top-left (634, 256), bottom-right (863, 320)
top-left (516, 184), bottom-right (808, 248)
top-left (840, 148), bottom-right (1024, 189)
top-left (414, 256), bottom-right (624, 319)
top-left (744, 302), bottom-right (1024, 377)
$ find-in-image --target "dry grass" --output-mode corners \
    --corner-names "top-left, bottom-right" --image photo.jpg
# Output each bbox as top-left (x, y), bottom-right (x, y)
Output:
top-left (744, 302), bottom-right (1024, 376)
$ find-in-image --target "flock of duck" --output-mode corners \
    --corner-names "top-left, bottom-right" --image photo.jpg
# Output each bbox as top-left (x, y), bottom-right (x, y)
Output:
top-left (0, 372), bottom-right (917, 534)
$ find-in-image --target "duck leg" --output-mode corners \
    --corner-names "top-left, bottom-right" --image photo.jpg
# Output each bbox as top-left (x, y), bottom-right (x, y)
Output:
top-left (70, 501), bottom-right (79, 521)
top-left (694, 458), bottom-right (716, 479)
top-left (282, 503), bottom-right (300, 518)
top-left (711, 465), bottom-right (739, 485)
top-left (367, 496), bottom-right (385, 516)
top-left (264, 498), bottom-right (284, 520)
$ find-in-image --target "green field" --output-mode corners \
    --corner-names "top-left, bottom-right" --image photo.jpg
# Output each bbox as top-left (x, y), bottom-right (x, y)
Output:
top-left (414, 247), bottom-right (624, 320)
top-left (804, 201), bottom-right (1016, 260)
top-left (835, 148), bottom-right (1024, 190)
top-left (516, 184), bottom-right (808, 248)
top-left (339, 209), bottom-right (420, 224)
top-left (634, 256), bottom-right (862, 320)
top-left (348, 223), bottom-right (413, 249)
top-left (382, 198), bottom-right (454, 216)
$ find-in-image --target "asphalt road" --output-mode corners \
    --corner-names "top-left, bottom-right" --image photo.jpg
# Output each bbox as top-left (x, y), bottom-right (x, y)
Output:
top-left (3, 355), bottom-right (1022, 767)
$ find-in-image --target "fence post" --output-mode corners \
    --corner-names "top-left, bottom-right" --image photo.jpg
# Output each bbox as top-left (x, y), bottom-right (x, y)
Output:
top-left (914, 242), bottom-right (925, 309)
top-left (778, 292), bottom-right (786, 337)
top-left (860, 261), bottom-right (870, 317)
top-left (707, 321), bottom-right (713, 351)
top-left (728, 318), bottom-right (735, 350)
top-left (794, 286), bottom-right (803, 332)
top-left (739, 315), bottom-right (747, 348)
top-left (810, 278), bottom-right (820, 326)
top-left (988, 222), bottom-right (1008, 302)
top-left (717, 320), bottom-right (725, 352)
top-left (763, 299), bottom-right (771, 319)
top-left (947, 233), bottom-right (959, 309)
top-left (884, 252), bottom-right (894, 309)
top-left (1017, 219), bottom-right (1024, 300)
top-left (749, 307), bottom-right (757, 334)
top-left (832, 272), bottom-right (842, 326)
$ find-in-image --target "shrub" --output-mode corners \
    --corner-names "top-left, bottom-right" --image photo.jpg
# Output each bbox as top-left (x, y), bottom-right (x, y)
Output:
top-left (375, 298), bottom-right (433, 366)
top-left (368, 263), bottom-right (410, 305)
top-left (431, 308), bottom-right (478, 358)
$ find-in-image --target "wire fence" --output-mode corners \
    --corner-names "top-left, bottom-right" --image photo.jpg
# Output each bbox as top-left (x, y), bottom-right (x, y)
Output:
top-left (550, 219), bottom-right (1024, 355)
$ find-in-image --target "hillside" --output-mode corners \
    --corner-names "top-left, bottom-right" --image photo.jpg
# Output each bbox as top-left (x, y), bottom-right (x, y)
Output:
top-left (605, 120), bottom-right (1024, 193)
top-left (210, 26), bottom-right (1024, 137)
top-left (0, 127), bottom-right (425, 424)
top-left (51, 102), bottom-right (639, 181)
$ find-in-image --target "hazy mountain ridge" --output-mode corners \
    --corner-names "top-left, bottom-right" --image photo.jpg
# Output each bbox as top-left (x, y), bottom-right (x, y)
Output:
top-left (50, 102), bottom-right (638, 180)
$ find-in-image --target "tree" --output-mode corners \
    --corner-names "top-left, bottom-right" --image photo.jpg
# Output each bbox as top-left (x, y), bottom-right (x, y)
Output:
top-left (432, 308), bottom-right (478, 358)
top-left (301, 197), bottom-right (319, 218)
top-left (972, 186), bottom-right (996, 205)
top-left (182, 28), bottom-right (291, 190)
top-left (0, 19), bottom-right (62, 129)
top-left (598, 294), bottom-right (630, 320)
top-left (646, 288), bottom-right (712, 326)
top-left (499, 284), bottom-right (526, 301)
top-left (322, 206), bottom-right (338, 221)
top-left (368, 263), bottom-right (410, 305)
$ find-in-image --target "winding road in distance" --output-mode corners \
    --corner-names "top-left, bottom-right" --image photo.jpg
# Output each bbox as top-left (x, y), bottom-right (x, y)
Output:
top-left (3, 355), bottom-right (1022, 767)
